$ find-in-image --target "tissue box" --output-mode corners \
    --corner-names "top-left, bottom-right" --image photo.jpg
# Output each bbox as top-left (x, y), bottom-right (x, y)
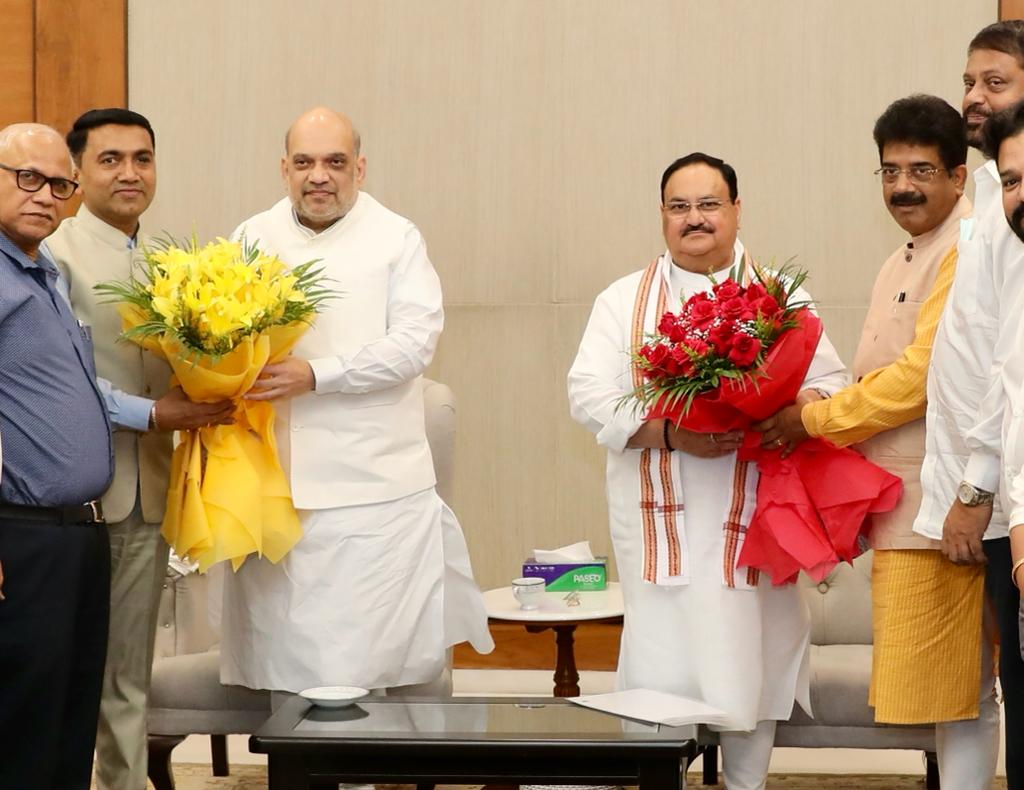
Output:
top-left (521, 556), bottom-right (607, 591)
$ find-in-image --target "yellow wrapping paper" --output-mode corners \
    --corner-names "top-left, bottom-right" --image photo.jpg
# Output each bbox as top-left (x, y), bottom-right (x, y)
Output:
top-left (121, 304), bottom-right (306, 571)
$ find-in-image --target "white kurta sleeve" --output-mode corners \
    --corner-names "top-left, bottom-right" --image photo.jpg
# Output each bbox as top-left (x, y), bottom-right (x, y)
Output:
top-left (963, 226), bottom-right (1024, 494)
top-left (308, 226), bottom-right (444, 394)
top-left (964, 370), bottom-right (1004, 493)
top-left (796, 285), bottom-right (849, 394)
top-left (567, 283), bottom-right (645, 453)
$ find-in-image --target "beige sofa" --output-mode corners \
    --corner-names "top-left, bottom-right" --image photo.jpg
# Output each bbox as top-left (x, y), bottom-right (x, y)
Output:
top-left (146, 378), bottom-right (458, 790)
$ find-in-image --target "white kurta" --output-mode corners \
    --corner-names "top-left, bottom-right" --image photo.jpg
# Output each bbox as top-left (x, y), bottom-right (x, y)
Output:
top-left (568, 248), bottom-right (848, 731)
top-left (218, 193), bottom-right (493, 692)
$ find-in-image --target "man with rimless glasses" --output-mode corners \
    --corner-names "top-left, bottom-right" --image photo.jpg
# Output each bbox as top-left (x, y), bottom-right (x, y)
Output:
top-left (0, 123), bottom-right (114, 789)
top-left (755, 94), bottom-right (1006, 787)
top-left (569, 153), bottom-right (847, 790)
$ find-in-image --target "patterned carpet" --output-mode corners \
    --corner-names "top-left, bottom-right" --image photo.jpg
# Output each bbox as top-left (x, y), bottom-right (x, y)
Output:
top-left (149, 764), bottom-right (1009, 789)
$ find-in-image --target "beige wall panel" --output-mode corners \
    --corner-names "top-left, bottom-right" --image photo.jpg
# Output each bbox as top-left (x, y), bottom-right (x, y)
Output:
top-left (430, 305), bottom-right (560, 587)
top-left (553, 0), bottom-right (992, 309)
top-left (815, 305), bottom-right (870, 368)
top-left (430, 304), bottom-right (618, 588)
top-left (128, 0), bottom-right (562, 305)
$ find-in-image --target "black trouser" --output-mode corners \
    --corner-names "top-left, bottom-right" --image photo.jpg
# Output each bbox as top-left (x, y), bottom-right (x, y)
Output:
top-left (0, 517), bottom-right (110, 790)
top-left (985, 537), bottom-right (1024, 790)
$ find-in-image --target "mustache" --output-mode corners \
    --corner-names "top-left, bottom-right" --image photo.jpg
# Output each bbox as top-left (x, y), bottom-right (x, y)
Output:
top-left (1010, 202), bottom-right (1024, 244)
top-left (683, 224), bottom-right (715, 235)
top-left (890, 191), bottom-right (926, 207)
top-left (964, 102), bottom-right (990, 121)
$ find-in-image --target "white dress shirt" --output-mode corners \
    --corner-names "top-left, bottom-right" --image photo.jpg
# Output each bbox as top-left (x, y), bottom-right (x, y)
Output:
top-left (913, 160), bottom-right (1024, 541)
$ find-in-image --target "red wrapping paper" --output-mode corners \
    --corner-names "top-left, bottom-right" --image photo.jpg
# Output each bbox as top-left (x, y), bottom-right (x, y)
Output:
top-left (648, 309), bottom-right (903, 585)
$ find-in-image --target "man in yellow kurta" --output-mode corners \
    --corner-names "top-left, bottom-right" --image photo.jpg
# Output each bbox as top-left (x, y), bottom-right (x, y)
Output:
top-left (756, 96), bottom-right (998, 787)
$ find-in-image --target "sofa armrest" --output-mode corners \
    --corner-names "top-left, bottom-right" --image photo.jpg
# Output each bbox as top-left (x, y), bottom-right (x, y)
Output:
top-left (154, 567), bottom-right (220, 659)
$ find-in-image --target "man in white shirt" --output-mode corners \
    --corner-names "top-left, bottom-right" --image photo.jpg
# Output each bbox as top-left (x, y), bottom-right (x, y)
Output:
top-left (568, 153), bottom-right (847, 790)
top-left (219, 107), bottom-right (493, 700)
top-left (911, 22), bottom-right (1024, 788)
top-left (967, 98), bottom-right (1024, 787)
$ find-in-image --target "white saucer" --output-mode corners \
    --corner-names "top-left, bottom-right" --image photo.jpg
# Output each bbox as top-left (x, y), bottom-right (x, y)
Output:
top-left (298, 685), bottom-right (370, 708)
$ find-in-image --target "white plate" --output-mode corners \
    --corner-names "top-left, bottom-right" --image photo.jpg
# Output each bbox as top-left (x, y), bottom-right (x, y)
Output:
top-left (298, 685), bottom-right (370, 708)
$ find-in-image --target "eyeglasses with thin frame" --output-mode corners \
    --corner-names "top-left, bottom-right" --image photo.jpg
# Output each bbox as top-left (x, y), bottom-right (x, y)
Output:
top-left (662, 198), bottom-right (728, 217)
top-left (0, 163), bottom-right (78, 200)
top-left (873, 165), bottom-right (950, 185)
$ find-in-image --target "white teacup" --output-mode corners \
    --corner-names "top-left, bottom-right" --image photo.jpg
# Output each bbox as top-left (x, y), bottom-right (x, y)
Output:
top-left (512, 577), bottom-right (546, 610)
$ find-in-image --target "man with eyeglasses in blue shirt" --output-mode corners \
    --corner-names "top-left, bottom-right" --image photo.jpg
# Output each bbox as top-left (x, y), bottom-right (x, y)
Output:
top-left (0, 123), bottom-right (114, 789)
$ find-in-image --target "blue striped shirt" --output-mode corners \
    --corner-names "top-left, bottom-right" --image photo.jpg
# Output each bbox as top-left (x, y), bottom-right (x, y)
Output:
top-left (0, 230), bottom-right (113, 506)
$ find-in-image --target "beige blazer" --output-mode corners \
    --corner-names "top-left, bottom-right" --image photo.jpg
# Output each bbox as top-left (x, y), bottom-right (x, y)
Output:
top-left (46, 206), bottom-right (171, 524)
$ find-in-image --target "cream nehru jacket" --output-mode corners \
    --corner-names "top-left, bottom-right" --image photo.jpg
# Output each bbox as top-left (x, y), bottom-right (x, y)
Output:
top-left (46, 206), bottom-right (171, 524)
top-left (854, 197), bottom-right (970, 550)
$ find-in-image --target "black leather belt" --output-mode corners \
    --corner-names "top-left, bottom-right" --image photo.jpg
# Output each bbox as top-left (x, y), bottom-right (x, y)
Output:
top-left (0, 500), bottom-right (104, 525)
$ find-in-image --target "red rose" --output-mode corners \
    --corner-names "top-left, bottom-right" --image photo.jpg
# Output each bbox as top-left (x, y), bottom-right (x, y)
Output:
top-left (728, 333), bottom-right (762, 367)
top-left (640, 342), bottom-right (669, 366)
top-left (685, 336), bottom-right (710, 356)
top-left (684, 291), bottom-right (713, 310)
top-left (708, 321), bottom-right (736, 355)
top-left (744, 282), bottom-right (768, 302)
top-left (687, 298), bottom-right (716, 328)
top-left (658, 313), bottom-right (688, 344)
top-left (669, 345), bottom-right (696, 377)
top-left (752, 294), bottom-right (780, 318)
top-left (719, 296), bottom-right (755, 321)
top-left (713, 279), bottom-right (743, 300)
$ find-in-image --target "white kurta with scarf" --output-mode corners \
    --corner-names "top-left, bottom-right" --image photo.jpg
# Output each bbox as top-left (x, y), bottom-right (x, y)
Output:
top-left (568, 246), bottom-right (848, 731)
top-left (218, 193), bottom-right (493, 692)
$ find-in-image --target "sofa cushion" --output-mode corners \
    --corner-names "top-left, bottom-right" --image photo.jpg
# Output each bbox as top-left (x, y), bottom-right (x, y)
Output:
top-left (799, 553), bottom-right (874, 646)
top-left (800, 644), bottom-right (875, 728)
top-left (149, 650), bottom-right (270, 713)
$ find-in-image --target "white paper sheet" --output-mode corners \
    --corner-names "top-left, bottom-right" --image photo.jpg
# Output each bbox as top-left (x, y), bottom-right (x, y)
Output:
top-left (569, 688), bottom-right (731, 727)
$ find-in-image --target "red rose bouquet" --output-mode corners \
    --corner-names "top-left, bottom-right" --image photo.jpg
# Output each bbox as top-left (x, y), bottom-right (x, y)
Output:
top-left (632, 267), bottom-right (810, 427)
top-left (623, 264), bottom-right (901, 585)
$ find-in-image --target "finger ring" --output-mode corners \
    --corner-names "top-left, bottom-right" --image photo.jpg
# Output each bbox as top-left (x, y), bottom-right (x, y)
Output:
top-left (710, 433), bottom-right (718, 444)
top-left (774, 438), bottom-right (784, 447)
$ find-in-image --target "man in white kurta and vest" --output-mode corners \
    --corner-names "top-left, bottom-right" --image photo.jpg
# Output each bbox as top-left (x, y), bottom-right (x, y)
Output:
top-left (45, 109), bottom-right (234, 790)
top-left (44, 109), bottom-right (236, 790)
top-left (568, 153), bottom-right (847, 790)
top-left (756, 96), bottom-right (1002, 787)
top-left (218, 107), bottom-right (493, 705)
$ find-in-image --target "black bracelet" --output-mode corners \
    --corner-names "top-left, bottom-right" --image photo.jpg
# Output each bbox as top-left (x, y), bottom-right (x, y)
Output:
top-left (662, 419), bottom-right (674, 451)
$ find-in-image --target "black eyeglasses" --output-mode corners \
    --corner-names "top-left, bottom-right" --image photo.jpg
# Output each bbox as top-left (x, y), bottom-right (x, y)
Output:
top-left (0, 163), bottom-right (78, 200)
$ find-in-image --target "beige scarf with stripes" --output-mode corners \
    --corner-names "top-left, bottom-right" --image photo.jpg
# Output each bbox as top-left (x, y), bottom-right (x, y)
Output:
top-left (631, 254), bottom-right (761, 590)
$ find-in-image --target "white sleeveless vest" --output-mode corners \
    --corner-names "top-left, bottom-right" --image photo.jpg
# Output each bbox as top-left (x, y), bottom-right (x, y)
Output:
top-left (235, 193), bottom-right (436, 509)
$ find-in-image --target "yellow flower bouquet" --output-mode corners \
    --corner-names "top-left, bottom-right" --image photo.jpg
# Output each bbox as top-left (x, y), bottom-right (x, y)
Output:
top-left (97, 237), bottom-right (331, 571)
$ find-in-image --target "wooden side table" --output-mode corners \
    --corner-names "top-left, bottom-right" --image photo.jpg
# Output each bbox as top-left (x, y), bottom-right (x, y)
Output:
top-left (483, 583), bottom-right (624, 697)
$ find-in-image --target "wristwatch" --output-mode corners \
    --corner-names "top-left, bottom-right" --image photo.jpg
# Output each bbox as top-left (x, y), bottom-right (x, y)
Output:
top-left (956, 481), bottom-right (994, 507)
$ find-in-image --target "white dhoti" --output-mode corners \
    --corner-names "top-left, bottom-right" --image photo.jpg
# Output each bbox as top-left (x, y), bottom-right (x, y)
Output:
top-left (219, 487), bottom-right (493, 692)
top-left (613, 450), bottom-right (813, 734)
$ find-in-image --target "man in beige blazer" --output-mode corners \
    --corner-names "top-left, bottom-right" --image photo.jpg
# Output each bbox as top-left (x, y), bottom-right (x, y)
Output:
top-left (46, 108), bottom-right (233, 790)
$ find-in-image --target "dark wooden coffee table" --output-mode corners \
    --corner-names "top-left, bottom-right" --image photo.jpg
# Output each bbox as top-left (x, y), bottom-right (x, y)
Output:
top-left (250, 695), bottom-right (696, 789)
